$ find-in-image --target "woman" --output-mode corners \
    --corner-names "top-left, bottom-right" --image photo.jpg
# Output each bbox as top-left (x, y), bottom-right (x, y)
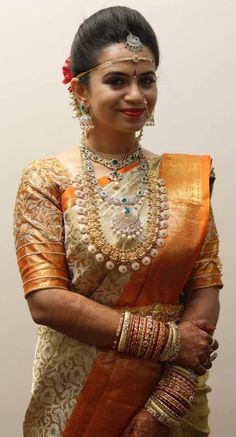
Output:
top-left (14, 6), bottom-right (223, 437)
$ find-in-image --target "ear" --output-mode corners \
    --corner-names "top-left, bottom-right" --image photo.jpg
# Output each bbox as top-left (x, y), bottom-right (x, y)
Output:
top-left (70, 78), bottom-right (89, 105)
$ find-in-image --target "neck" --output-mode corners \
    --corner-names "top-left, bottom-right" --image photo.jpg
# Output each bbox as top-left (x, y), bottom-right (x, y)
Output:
top-left (84, 126), bottom-right (139, 154)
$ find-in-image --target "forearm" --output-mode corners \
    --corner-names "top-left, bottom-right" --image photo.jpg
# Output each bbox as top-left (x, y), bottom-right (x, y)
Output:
top-left (180, 286), bottom-right (220, 327)
top-left (27, 288), bottom-right (120, 348)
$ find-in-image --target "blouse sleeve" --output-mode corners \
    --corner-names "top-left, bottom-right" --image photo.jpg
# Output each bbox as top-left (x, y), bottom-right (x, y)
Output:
top-left (183, 168), bottom-right (223, 292)
top-left (13, 160), bottom-right (69, 298)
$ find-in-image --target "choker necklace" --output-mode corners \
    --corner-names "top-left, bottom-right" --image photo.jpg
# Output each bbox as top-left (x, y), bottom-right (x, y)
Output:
top-left (80, 142), bottom-right (141, 171)
top-left (73, 145), bottom-right (169, 274)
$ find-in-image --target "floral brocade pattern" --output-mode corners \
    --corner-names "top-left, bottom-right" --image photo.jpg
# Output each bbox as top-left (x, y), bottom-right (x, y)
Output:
top-left (14, 158), bottom-right (70, 249)
top-left (24, 326), bottom-right (97, 437)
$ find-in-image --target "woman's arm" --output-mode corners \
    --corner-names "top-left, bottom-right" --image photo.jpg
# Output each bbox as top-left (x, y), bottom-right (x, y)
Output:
top-left (180, 286), bottom-right (220, 325)
top-left (27, 287), bottom-right (121, 348)
top-left (27, 285), bottom-right (216, 375)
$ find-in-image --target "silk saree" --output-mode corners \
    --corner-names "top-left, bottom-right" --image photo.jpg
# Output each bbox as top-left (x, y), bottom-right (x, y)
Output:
top-left (14, 153), bottom-right (223, 436)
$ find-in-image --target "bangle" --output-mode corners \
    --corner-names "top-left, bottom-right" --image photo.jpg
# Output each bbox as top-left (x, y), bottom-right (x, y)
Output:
top-left (118, 311), bottom-right (132, 352)
top-left (112, 313), bottom-right (124, 350)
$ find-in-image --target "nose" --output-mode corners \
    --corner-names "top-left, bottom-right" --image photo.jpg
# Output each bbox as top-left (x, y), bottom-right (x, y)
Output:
top-left (124, 81), bottom-right (144, 104)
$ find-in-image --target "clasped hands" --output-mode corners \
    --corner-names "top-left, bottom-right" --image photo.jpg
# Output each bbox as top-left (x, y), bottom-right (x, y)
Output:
top-left (175, 319), bottom-right (218, 375)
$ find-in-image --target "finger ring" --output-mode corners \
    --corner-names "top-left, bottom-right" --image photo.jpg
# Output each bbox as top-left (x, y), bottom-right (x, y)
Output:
top-left (203, 359), bottom-right (209, 367)
top-left (209, 351), bottom-right (217, 362)
top-left (210, 338), bottom-right (216, 347)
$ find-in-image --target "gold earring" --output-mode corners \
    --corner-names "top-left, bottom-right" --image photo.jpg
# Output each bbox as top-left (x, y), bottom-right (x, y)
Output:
top-left (79, 102), bottom-right (94, 141)
top-left (142, 95), bottom-right (155, 126)
top-left (136, 128), bottom-right (144, 144)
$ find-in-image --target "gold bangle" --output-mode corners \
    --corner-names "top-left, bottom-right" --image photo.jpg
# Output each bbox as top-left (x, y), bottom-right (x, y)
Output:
top-left (118, 311), bottom-right (131, 352)
top-left (148, 400), bottom-right (180, 427)
top-left (159, 322), bottom-right (174, 361)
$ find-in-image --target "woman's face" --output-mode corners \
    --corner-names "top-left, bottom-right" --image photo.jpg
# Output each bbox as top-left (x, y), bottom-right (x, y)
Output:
top-left (75, 43), bottom-right (157, 134)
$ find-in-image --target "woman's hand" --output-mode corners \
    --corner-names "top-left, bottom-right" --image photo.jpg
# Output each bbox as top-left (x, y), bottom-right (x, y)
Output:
top-left (121, 408), bottom-right (171, 436)
top-left (175, 319), bottom-right (219, 375)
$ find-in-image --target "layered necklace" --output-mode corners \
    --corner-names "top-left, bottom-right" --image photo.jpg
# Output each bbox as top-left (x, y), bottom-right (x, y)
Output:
top-left (73, 142), bottom-right (169, 273)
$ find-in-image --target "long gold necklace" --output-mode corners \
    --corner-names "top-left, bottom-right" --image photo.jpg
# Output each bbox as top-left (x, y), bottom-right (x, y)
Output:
top-left (74, 147), bottom-right (169, 273)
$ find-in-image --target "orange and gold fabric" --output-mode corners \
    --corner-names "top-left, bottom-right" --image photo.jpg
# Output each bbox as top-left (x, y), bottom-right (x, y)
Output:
top-left (14, 158), bottom-right (69, 296)
top-left (13, 153), bottom-right (223, 436)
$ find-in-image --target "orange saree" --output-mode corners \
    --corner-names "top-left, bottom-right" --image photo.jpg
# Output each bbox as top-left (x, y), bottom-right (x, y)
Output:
top-left (13, 153), bottom-right (223, 436)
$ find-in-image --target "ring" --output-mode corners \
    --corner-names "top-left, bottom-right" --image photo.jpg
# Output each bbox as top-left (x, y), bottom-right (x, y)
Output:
top-left (210, 338), bottom-right (216, 348)
top-left (203, 359), bottom-right (209, 367)
top-left (209, 351), bottom-right (217, 362)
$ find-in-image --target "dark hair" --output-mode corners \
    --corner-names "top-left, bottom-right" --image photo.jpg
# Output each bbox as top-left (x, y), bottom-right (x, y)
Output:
top-left (70, 6), bottom-right (159, 85)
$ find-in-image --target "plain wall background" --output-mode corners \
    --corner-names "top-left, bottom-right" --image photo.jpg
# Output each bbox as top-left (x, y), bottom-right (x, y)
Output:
top-left (1, 0), bottom-right (235, 435)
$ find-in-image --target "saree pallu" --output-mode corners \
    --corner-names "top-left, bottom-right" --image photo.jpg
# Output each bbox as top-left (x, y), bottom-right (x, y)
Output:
top-left (13, 153), bottom-right (223, 436)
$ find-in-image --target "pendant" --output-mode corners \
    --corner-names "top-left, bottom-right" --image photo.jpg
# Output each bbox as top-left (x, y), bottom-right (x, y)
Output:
top-left (111, 207), bottom-right (142, 240)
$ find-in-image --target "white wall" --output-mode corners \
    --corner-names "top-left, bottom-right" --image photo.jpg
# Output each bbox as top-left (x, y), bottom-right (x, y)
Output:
top-left (1, 1), bottom-right (235, 435)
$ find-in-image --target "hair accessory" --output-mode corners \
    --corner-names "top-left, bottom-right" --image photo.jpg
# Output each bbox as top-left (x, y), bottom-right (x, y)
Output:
top-left (62, 57), bottom-right (73, 93)
top-left (76, 56), bottom-right (154, 80)
top-left (125, 32), bottom-right (144, 53)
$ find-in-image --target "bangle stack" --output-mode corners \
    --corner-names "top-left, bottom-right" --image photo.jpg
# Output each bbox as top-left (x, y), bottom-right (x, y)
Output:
top-left (145, 365), bottom-right (198, 428)
top-left (112, 311), bottom-right (181, 362)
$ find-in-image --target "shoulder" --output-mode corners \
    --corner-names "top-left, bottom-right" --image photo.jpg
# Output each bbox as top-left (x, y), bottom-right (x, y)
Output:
top-left (163, 152), bottom-right (212, 161)
top-left (162, 152), bottom-right (213, 172)
top-left (20, 157), bottom-right (69, 189)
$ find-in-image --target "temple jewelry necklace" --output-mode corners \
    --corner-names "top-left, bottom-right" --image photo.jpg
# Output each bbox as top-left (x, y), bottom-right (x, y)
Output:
top-left (73, 145), bottom-right (170, 273)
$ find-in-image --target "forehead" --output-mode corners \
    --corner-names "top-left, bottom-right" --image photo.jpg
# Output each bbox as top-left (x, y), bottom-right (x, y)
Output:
top-left (93, 43), bottom-right (156, 76)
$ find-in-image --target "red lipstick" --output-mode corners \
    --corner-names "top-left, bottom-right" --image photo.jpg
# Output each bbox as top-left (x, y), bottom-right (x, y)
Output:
top-left (119, 109), bottom-right (145, 117)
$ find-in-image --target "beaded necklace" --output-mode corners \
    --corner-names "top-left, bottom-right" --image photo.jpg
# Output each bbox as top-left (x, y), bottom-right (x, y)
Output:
top-left (73, 145), bottom-right (169, 273)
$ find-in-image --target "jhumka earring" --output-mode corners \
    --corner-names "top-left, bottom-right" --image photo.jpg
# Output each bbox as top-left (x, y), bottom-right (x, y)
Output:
top-left (79, 102), bottom-right (94, 141)
top-left (143, 96), bottom-right (155, 127)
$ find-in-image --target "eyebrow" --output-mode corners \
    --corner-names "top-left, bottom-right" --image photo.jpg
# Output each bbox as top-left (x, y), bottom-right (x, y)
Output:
top-left (103, 70), bottom-right (156, 78)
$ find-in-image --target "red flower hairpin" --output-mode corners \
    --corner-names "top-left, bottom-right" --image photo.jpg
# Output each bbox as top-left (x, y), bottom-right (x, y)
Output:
top-left (62, 56), bottom-right (73, 93)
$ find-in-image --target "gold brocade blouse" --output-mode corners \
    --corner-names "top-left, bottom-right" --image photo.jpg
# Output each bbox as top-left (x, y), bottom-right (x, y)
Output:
top-left (13, 156), bottom-right (223, 298)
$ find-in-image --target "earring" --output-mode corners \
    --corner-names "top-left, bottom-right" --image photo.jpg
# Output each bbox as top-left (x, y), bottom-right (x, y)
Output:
top-left (145, 113), bottom-right (155, 127)
top-left (136, 128), bottom-right (144, 145)
top-left (79, 102), bottom-right (94, 140)
top-left (142, 96), bottom-right (155, 127)
top-left (69, 95), bottom-right (94, 140)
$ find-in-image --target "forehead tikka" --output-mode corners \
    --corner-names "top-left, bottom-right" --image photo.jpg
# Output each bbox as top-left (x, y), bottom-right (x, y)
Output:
top-left (125, 32), bottom-right (144, 53)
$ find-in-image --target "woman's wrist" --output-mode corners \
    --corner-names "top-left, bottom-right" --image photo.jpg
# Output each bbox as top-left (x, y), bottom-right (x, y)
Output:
top-left (144, 364), bottom-right (198, 429)
top-left (112, 311), bottom-right (181, 362)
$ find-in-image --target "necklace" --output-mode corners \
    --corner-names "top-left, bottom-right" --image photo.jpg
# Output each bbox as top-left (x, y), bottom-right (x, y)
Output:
top-left (80, 142), bottom-right (141, 170)
top-left (73, 146), bottom-right (169, 273)
top-left (81, 145), bottom-right (149, 240)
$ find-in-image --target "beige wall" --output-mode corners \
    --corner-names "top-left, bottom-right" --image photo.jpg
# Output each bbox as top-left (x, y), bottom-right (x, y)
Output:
top-left (1, 0), bottom-right (235, 435)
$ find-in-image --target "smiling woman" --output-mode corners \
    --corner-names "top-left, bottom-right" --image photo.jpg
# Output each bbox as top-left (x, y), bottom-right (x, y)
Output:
top-left (13, 5), bottom-right (223, 437)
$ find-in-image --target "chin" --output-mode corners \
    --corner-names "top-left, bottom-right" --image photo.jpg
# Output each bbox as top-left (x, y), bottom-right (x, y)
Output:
top-left (117, 121), bottom-right (145, 134)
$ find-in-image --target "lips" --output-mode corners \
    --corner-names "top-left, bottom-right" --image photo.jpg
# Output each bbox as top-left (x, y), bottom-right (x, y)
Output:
top-left (119, 108), bottom-right (145, 117)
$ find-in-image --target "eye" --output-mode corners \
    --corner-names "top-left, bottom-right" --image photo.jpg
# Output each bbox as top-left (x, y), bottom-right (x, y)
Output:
top-left (139, 76), bottom-right (156, 87)
top-left (107, 78), bottom-right (126, 87)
